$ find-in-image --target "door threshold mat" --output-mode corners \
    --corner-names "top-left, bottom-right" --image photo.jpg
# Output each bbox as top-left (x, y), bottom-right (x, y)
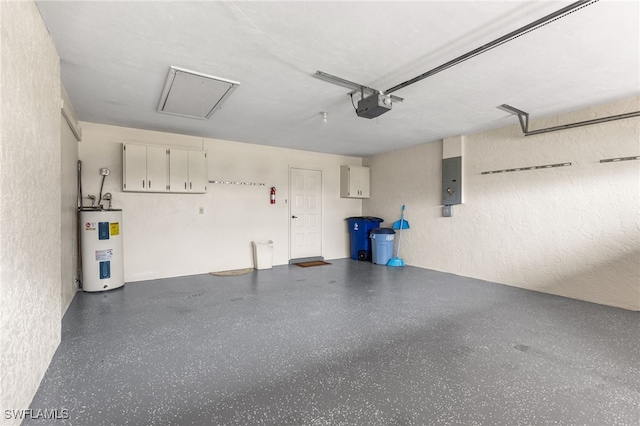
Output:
top-left (294, 261), bottom-right (331, 267)
top-left (210, 268), bottom-right (254, 276)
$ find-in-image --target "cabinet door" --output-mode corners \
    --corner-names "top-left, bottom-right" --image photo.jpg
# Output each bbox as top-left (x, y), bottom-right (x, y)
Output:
top-left (340, 165), bottom-right (350, 198)
top-left (169, 149), bottom-right (189, 192)
top-left (146, 146), bottom-right (168, 192)
top-left (347, 166), bottom-right (360, 197)
top-left (352, 166), bottom-right (370, 198)
top-left (123, 144), bottom-right (147, 191)
top-left (188, 151), bottom-right (207, 193)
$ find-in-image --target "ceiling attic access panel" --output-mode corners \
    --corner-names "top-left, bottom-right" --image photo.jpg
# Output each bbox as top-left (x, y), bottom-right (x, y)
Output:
top-left (157, 66), bottom-right (240, 120)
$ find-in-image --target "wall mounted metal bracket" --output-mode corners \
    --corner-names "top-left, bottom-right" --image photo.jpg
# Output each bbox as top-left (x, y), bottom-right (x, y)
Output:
top-left (313, 71), bottom-right (404, 102)
top-left (499, 104), bottom-right (530, 134)
top-left (481, 162), bottom-right (571, 175)
top-left (600, 156), bottom-right (639, 163)
top-left (500, 104), bottom-right (640, 137)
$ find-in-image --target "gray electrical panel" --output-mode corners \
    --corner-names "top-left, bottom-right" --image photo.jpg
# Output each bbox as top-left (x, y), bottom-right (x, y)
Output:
top-left (442, 156), bottom-right (462, 205)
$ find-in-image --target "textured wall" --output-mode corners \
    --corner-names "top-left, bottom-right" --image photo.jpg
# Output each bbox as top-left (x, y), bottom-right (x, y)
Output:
top-left (78, 123), bottom-right (363, 282)
top-left (60, 117), bottom-right (78, 314)
top-left (364, 97), bottom-right (639, 310)
top-left (0, 0), bottom-right (62, 422)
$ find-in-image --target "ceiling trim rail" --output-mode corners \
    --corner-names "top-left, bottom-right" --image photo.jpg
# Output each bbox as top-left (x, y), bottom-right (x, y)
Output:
top-left (500, 104), bottom-right (640, 136)
top-left (384, 0), bottom-right (597, 95)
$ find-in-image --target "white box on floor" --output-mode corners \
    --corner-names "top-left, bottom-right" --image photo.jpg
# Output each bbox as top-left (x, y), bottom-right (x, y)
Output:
top-left (252, 240), bottom-right (273, 270)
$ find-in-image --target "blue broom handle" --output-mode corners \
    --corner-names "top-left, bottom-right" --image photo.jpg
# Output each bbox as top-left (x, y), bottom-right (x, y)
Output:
top-left (397, 205), bottom-right (405, 257)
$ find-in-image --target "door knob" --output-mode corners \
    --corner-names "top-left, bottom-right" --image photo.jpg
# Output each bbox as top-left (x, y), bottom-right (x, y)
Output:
top-left (292, 215), bottom-right (298, 219)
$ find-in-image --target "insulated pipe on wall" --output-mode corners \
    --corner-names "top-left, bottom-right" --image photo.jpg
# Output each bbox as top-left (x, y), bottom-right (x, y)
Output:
top-left (77, 160), bottom-right (83, 288)
top-left (77, 160), bottom-right (82, 208)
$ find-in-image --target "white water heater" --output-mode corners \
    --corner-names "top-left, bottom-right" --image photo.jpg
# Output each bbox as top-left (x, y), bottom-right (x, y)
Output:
top-left (80, 209), bottom-right (124, 292)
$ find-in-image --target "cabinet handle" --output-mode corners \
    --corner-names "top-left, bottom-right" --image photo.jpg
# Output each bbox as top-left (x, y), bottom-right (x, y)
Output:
top-left (142, 180), bottom-right (145, 188)
top-left (190, 182), bottom-right (192, 190)
top-left (149, 180), bottom-right (151, 188)
top-left (184, 182), bottom-right (187, 190)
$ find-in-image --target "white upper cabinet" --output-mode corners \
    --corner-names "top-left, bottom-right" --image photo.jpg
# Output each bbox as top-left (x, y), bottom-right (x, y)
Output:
top-left (187, 150), bottom-right (207, 193)
top-left (168, 148), bottom-right (189, 192)
top-left (146, 146), bottom-right (168, 192)
top-left (340, 165), bottom-right (370, 198)
top-left (123, 144), bottom-right (207, 193)
top-left (123, 144), bottom-right (147, 192)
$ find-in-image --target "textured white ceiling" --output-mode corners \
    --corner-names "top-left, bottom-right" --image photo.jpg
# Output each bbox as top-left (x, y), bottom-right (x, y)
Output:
top-left (36, 1), bottom-right (639, 156)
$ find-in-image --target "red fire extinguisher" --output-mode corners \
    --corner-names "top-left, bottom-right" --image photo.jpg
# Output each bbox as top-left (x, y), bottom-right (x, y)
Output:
top-left (270, 187), bottom-right (276, 204)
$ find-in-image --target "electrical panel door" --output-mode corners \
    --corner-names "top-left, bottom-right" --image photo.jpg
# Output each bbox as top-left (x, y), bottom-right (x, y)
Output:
top-left (442, 156), bottom-right (462, 205)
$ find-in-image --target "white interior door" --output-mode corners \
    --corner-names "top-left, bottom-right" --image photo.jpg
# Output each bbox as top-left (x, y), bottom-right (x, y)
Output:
top-left (290, 168), bottom-right (322, 260)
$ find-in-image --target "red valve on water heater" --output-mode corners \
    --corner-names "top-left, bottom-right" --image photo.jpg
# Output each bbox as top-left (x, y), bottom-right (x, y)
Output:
top-left (270, 187), bottom-right (276, 204)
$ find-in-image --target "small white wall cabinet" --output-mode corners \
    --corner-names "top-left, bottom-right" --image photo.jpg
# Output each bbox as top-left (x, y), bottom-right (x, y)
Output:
top-left (123, 144), bottom-right (207, 193)
top-left (340, 165), bottom-right (370, 198)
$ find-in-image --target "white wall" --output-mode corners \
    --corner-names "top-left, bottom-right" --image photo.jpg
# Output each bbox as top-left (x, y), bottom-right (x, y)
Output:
top-left (78, 123), bottom-right (363, 282)
top-left (0, 0), bottom-right (62, 422)
top-left (60, 117), bottom-right (79, 314)
top-left (364, 97), bottom-right (640, 310)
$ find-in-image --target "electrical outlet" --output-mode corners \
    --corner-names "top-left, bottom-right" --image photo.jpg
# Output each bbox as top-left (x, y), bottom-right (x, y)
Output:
top-left (199, 207), bottom-right (204, 214)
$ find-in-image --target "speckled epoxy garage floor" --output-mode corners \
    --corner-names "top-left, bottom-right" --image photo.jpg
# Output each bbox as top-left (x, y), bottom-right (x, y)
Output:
top-left (27, 260), bottom-right (639, 425)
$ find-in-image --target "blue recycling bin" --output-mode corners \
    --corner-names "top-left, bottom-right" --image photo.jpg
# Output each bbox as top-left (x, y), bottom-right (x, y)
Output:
top-left (370, 228), bottom-right (396, 265)
top-left (346, 217), bottom-right (383, 261)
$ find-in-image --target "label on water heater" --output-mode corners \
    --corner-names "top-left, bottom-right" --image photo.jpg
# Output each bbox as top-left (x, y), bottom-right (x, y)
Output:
top-left (99, 261), bottom-right (111, 279)
top-left (85, 222), bottom-right (96, 231)
top-left (98, 222), bottom-right (110, 240)
top-left (110, 223), bottom-right (120, 236)
top-left (95, 249), bottom-right (113, 261)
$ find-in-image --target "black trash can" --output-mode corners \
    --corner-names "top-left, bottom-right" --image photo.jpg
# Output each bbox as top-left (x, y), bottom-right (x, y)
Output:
top-left (346, 216), bottom-right (383, 261)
